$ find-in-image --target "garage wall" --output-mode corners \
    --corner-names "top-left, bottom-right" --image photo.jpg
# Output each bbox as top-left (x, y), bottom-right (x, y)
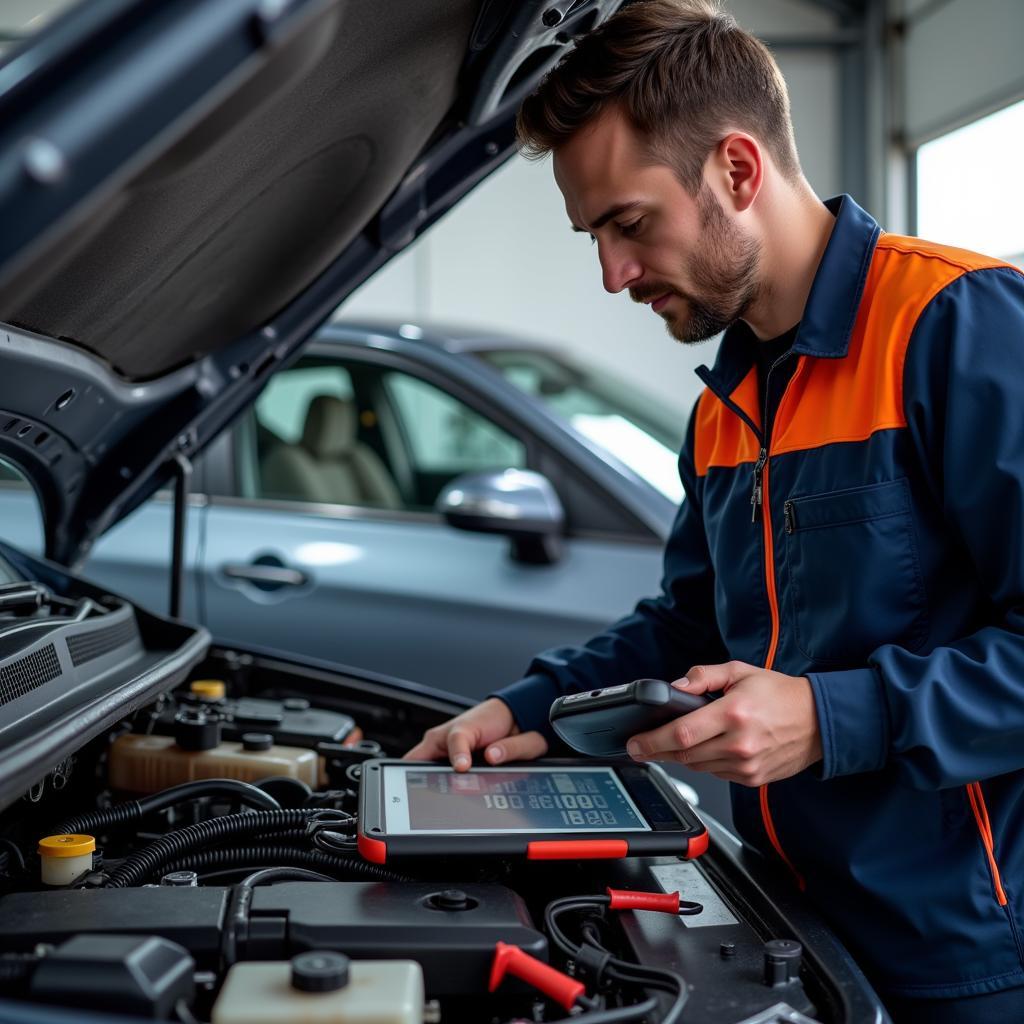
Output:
top-left (898, 0), bottom-right (1024, 146)
top-left (341, 0), bottom-right (844, 416)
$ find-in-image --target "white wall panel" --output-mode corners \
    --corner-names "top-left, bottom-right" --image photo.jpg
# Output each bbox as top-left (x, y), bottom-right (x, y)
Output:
top-left (903, 0), bottom-right (1024, 144)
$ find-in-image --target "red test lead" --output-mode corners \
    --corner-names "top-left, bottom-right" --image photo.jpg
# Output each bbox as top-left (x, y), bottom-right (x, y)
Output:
top-left (606, 887), bottom-right (681, 914)
top-left (489, 941), bottom-right (586, 1011)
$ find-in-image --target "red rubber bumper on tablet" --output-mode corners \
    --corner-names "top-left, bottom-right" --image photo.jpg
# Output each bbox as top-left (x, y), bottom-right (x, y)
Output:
top-left (358, 833), bottom-right (388, 863)
top-left (686, 830), bottom-right (709, 858)
top-left (526, 839), bottom-right (628, 860)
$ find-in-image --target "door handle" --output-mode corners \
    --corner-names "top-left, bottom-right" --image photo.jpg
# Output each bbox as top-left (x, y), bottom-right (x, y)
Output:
top-left (221, 562), bottom-right (308, 589)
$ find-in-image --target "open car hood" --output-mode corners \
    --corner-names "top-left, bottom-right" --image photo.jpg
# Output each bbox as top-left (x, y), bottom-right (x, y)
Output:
top-left (0, 0), bottom-right (621, 566)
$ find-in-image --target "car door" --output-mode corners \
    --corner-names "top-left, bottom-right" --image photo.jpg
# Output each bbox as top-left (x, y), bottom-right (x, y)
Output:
top-left (198, 352), bottom-right (664, 699)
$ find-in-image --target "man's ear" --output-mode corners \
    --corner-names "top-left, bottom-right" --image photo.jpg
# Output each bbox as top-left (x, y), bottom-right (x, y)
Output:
top-left (706, 132), bottom-right (763, 213)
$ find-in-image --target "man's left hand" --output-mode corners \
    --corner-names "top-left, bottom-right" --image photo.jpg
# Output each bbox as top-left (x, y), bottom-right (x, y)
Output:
top-left (625, 661), bottom-right (823, 786)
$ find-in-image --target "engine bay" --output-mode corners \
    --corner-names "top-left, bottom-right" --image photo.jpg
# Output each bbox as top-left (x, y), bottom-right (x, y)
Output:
top-left (0, 641), bottom-right (872, 1024)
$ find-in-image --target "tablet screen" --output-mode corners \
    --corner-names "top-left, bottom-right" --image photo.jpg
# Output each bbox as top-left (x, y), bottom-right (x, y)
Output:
top-left (381, 765), bottom-right (651, 834)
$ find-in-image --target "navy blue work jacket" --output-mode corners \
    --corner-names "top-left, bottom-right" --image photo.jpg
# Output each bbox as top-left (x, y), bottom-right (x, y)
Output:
top-left (496, 195), bottom-right (1024, 999)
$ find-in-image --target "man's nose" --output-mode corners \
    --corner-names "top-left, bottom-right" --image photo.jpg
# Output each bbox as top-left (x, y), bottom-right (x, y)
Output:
top-left (599, 242), bottom-right (642, 294)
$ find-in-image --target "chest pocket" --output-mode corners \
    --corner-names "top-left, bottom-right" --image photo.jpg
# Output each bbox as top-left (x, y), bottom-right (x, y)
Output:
top-left (784, 478), bottom-right (928, 665)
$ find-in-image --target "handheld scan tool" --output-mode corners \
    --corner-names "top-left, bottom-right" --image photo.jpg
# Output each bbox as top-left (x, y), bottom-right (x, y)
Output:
top-left (549, 679), bottom-right (710, 757)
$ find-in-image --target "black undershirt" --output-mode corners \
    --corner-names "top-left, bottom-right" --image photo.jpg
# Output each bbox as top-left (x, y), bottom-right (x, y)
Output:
top-left (754, 323), bottom-right (799, 437)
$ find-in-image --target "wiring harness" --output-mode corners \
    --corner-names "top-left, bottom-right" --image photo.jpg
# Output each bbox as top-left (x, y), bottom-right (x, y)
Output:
top-left (490, 887), bottom-right (702, 1023)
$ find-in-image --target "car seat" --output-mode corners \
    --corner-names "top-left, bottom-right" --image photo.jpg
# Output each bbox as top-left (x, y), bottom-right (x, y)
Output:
top-left (260, 395), bottom-right (401, 508)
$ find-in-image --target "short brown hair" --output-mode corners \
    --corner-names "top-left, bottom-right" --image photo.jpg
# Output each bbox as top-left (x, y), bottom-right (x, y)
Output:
top-left (517, 0), bottom-right (801, 191)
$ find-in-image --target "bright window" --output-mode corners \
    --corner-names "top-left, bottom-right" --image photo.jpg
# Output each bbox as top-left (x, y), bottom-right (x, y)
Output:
top-left (383, 373), bottom-right (525, 473)
top-left (478, 349), bottom-right (686, 502)
top-left (916, 98), bottom-right (1024, 266)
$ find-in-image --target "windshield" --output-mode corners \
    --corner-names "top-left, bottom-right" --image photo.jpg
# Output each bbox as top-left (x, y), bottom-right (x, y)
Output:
top-left (476, 349), bottom-right (687, 502)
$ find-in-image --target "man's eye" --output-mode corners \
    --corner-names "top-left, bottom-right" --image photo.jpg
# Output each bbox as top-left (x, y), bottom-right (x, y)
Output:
top-left (619, 218), bottom-right (644, 238)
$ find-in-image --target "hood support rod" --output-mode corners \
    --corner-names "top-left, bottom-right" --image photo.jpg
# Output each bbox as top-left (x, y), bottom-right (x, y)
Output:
top-left (169, 454), bottom-right (192, 619)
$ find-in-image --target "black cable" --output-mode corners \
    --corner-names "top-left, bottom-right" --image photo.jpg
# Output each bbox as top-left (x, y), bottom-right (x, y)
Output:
top-left (194, 866), bottom-right (268, 883)
top-left (256, 776), bottom-right (313, 808)
top-left (0, 838), bottom-right (25, 873)
top-left (226, 867), bottom-right (339, 966)
top-left (547, 997), bottom-right (660, 1024)
top-left (54, 778), bottom-right (281, 836)
top-left (54, 800), bottom-right (142, 839)
top-left (162, 845), bottom-right (414, 883)
top-left (230, 867), bottom-right (334, 963)
top-left (139, 779), bottom-right (281, 815)
top-left (544, 894), bottom-right (689, 1024)
top-left (105, 809), bottom-right (312, 887)
top-left (305, 808), bottom-right (359, 854)
top-left (240, 867), bottom-right (336, 888)
top-left (545, 895), bottom-right (611, 958)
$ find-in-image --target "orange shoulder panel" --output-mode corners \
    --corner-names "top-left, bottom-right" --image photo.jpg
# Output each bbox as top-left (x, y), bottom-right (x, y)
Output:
top-left (771, 236), bottom-right (1013, 457)
top-left (694, 365), bottom-right (761, 477)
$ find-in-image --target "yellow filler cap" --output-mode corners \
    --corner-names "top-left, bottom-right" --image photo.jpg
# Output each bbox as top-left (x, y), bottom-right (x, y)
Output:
top-left (38, 834), bottom-right (96, 859)
top-left (190, 679), bottom-right (227, 700)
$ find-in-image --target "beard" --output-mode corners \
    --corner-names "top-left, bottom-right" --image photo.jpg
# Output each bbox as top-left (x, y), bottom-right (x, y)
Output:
top-left (637, 186), bottom-right (762, 345)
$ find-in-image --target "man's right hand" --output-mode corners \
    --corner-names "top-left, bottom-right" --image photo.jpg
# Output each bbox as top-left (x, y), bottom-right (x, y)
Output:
top-left (403, 697), bottom-right (549, 771)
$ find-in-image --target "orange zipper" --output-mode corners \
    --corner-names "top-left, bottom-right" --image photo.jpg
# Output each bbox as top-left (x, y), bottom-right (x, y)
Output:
top-left (967, 781), bottom-right (1007, 906)
top-left (751, 360), bottom-right (807, 890)
top-left (757, 456), bottom-right (806, 890)
top-left (760, 458), bottom-right (783, 669)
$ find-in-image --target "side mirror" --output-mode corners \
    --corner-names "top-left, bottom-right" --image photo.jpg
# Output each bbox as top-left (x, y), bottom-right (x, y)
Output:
top-left (435, 469), bottom-right (565, 565)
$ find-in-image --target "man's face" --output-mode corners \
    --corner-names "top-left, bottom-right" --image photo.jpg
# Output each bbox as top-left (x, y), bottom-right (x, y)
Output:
top-left (553, 106), bottom-right (761, 344)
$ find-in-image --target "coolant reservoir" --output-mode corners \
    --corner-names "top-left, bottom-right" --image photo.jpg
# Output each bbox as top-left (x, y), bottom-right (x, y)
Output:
top-left (212, 953), bottom-right (423, 1024)
top-left (108, 733), bottom-right (322, 793)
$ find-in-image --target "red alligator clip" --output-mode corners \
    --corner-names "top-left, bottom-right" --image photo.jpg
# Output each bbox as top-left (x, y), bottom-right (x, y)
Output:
top-left (489, 941), bottom-right (586, 1011)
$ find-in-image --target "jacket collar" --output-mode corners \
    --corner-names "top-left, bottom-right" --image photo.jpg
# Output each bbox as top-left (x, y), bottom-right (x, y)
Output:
top-left (698, 194), bottom-right (881, 397)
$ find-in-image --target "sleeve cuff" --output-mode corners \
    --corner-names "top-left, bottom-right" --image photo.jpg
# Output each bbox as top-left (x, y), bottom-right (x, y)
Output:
top-left (491, 672), bottom-right (565, 746)
top-left (807, 667), bottom-right (890, 779)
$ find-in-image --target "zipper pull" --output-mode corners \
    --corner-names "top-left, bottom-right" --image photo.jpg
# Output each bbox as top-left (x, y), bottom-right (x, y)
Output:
top-left (783, 500), bottom-right (795, 534)
top-left (750, 448), bottom-right (767, 522)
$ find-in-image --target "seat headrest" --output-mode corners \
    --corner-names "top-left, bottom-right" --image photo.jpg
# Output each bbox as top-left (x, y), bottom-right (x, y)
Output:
top-left (302, 395), bottom-right (357, 458)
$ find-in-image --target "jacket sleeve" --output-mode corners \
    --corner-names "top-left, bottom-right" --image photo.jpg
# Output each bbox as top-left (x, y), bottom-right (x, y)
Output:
top-left (808, 265), bottom-right (1024, 787)
top-left (493, 401), bottom-right (729, 742)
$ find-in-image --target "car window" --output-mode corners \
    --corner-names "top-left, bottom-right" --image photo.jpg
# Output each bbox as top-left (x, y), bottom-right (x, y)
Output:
top-left (476, 349), bottom-right (686, 502)
top-left (0, 457), bottom-right (44, 556)
top-left (255, 364), bottom-right (355, 443)
top-left (232, 358), bottom-right (525, 513)
top-left (381, 372), bottom-right (525, 474)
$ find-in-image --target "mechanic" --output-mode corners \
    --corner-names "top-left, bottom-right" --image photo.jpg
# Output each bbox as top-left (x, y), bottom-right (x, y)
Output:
top-left (405, 2), bottom-right (1024, 1020)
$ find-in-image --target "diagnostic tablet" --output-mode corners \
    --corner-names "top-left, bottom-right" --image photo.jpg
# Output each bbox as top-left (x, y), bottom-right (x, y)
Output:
top-left (357, 759), bottom-right (708, 864)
